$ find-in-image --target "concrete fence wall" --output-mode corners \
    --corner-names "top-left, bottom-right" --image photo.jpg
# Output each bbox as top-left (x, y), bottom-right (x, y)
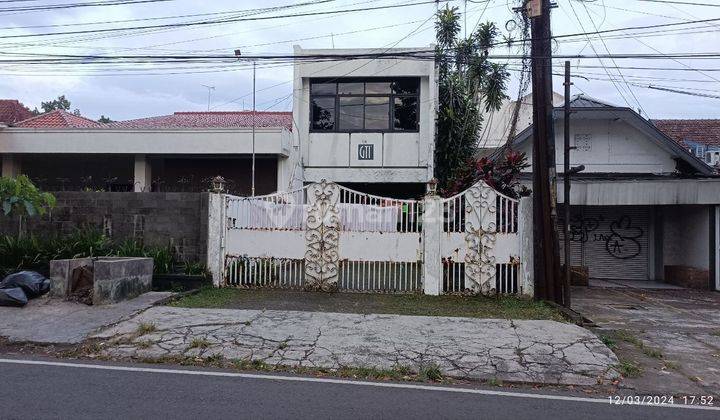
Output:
top-left (0, 192), bottom-right (209, 263)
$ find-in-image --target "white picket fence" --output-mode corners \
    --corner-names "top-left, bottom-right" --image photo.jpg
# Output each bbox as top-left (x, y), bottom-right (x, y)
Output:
top-left (207, 180), bottom-right (532, 295)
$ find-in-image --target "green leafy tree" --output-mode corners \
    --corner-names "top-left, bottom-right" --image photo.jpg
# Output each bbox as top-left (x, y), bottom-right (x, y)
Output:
top-left (434, 6), bottom-right (510, 193)
top-left (98, 115), bottom-right (113, 123)
top-left (31, 95), bottom-right (74, 116)
top-left (0, 175), bottom-right (56, 217)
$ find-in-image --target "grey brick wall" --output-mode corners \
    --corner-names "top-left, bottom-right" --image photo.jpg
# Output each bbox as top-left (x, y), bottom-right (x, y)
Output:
top-left (0, 192), bottom-right (209, 263)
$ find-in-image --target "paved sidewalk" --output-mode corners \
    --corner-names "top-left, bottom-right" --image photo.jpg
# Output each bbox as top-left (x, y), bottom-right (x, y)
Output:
top-left (0, 292), bottom-right (172, 344)
top-left (94, 307), bottom-right (618, 386)
top-left (573, 286), bottom-right (720, 396)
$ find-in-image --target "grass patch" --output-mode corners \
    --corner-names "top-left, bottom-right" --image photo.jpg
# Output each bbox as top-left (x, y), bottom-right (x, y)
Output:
top-left (136, 323), bottom-right (157, 336)
top-left (187, 338), bottom-right (211, 350)
top-left (169, 287), bottom-right (564, 321)
top-left (615, 361), bottom-right (643, 378)
top-left (136, 340), bottom-right (153, 349)
top-left (486, 377), bottom-right (503, 387)
top-left (418, 364), bottom-right (443, 382)
top-left (599, 335), bottom-right (617, 350)
top-left (642, 347), bottom-right (663, 359)
top-left (710, 331), bottom-right (720, 337)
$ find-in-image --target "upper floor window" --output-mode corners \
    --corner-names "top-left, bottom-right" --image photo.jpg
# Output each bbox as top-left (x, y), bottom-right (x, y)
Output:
top-left (310, 78), bottom-right (420, 132)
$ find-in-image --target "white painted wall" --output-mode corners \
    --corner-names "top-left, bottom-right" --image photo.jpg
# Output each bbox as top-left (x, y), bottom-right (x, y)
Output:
top-left (479, 92), bottom-right (564, 149)
top-left (518, 118), bottom-right (678, 174)
top-left (663, 205), bottom-right (710, 270)
top-left (293, 46), bottom-right (436, 184)
top-left (0, 127), bottom-right (291, 156)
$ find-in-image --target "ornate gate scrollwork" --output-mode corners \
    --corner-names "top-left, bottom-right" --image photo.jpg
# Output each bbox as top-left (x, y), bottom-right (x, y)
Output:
top-left (463, 182), bottom-right (497, 294)
top-left (304, 179), bottom-right (340, 291)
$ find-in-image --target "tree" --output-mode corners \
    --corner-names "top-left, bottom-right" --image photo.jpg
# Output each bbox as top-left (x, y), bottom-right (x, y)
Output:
top-left (434, 6), bottom-right (510, 194)
top-left (0, 175), bottom-right (56, 217)
top-left (98, 115), bottom-right (113, 123)
top-left (31, 95), bottom-right (74, 116)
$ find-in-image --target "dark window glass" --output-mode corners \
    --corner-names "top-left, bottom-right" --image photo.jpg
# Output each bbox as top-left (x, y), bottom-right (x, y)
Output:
top-left (365, 82), bottom-right (391, 94)
top-left (311, 97), bottom-right (335, 130)
top-left (338, 82), bottom-right (364, 95)
top-left (394, 96), bottom-right (418, 131)
top-left (364, 97), bottom-right (389, 130)
top-left (339, 96), bottom-right (364, 130)
top-left (309, 78), bottom-right (419, 132)
top-left (311, 82), bottom-right (336, 95)
top-left (392, 79), bottom-right (419, 95)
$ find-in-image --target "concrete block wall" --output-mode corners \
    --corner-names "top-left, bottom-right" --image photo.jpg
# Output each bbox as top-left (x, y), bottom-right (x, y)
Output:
top-left (0, 192), bottom-right (209, 263)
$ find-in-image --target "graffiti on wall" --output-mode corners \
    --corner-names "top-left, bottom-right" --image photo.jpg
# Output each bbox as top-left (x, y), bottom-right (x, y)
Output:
top-left (564, 214), bottom-right (644, 260)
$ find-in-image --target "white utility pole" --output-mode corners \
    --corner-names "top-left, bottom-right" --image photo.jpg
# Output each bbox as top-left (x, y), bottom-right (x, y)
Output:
top-left (251, 61), bottom-right (256, 197)
top-left (201, 85), bottom-right (215, 111)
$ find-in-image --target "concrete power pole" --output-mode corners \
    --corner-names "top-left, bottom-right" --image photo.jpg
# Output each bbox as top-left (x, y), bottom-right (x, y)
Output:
top-left (528, 0), bottom-right (563, 304)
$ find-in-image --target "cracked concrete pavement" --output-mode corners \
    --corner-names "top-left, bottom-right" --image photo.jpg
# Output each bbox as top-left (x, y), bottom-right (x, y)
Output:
top-left (0, 292), bottom-right (173, 344)
top-left (573, 286), bottom-right (720, 396)
top-left (93, 306), bottom-right (619, 386)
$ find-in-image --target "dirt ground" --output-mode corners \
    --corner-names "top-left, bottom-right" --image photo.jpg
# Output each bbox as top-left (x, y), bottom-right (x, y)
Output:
top-left (572, 286), bottom-right (720, 398)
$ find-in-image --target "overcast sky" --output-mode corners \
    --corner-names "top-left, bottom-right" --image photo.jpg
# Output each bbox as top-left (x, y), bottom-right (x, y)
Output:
top-left (0, 0), bottom-right (718, 121)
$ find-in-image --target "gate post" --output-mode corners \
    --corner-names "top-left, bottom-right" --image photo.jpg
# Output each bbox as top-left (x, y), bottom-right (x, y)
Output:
top-left (422, 191), bottom-right (443, 295)
top-left (206, 191), bottom-right (226, 287)
top-left (518, 196), bottom-right (534, 296)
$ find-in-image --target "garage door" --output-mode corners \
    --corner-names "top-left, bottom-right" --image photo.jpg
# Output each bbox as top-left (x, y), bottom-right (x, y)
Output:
top-left (560, 206), bottom-right (650, 281)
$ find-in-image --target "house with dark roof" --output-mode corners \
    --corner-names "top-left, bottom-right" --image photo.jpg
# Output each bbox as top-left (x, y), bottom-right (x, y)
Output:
top-left (507, 94), bottom-right (720, 291)
top-left (652, 119), bottom-right (720, 168)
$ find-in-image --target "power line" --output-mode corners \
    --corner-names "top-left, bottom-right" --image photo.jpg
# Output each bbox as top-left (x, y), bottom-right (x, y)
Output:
top-left (0, 0), bottom-right (449, 39)
top-left (0, 0), bottom-right (175, 13)
top-left (621, 0), bottom-right (720, 7)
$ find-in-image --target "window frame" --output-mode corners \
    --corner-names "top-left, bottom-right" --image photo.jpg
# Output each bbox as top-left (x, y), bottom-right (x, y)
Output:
top-left (309, 77), bottom-right (420, 133)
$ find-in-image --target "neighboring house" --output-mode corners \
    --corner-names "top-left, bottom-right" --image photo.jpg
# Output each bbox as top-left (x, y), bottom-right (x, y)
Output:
top-left (0, 99), bottom-right (33, 126)
top-left (507, 95), bottom-right (720, 290)
top-left (0, 109), bottom-right (296, 195)
top-left (652, 119), bottom-right (720, 168)
top-left (0, 47), bottom-right (435, 198)
top-left (478, 91), bottom-right (564, 152)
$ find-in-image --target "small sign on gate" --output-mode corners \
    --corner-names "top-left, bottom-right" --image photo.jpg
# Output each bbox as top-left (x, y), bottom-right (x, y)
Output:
top-left (358, 143), bottom-right (374, 160)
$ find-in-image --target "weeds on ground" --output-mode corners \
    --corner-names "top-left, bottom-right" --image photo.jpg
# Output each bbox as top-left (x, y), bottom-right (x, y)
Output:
top-left (418, 364), bottom-right (443, 382)
top-left (136, 323), bottom-right (157, 336)
top-left (615, 361), bottom-right (642, 378)
top-left (187, 338), bottom-right (211, 350)
top-left (169, 287), bottom-right (564, 321)
top-left (599, 335), bottom-right (617, 350)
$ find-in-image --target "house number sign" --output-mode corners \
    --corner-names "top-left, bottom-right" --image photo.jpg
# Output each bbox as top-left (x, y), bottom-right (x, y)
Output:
top-left (358, 143), bottom-right (374, 160)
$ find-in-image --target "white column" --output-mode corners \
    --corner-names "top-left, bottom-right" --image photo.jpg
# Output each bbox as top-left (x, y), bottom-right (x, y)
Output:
top-left (207, 192), bottom-right (226, 287)
top-left (133, 154), bottom-right (152, 192)
top-left (1, 154), bottom-right (21, 178)
top-left (422, 194), bottom-right (443, 295)
top-left (518, 196), bottom-right (534, 297)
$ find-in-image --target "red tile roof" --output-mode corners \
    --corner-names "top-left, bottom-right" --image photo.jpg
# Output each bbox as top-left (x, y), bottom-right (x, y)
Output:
top-left (652, 119), bottom-right (720, 147)
top-left (13, 109), bottom-right (105, 128)
top-left (111, 111), bottom-right (293, 130)
top-left (0, 99), bottom-right (33, 125)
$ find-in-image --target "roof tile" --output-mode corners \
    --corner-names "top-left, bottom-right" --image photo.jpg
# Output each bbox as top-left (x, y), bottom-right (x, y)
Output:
top-left (13, 109), bottom-right (105, 128)
top-left (652, 119), bottom-right (720, 147)
top-left (0, 99), bottom-right (33, 125)
top-left (111, 111), bottom-right (293, 130)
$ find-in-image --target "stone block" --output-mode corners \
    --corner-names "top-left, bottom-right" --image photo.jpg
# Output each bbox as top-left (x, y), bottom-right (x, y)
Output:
top-left (93, 257), bottom-right (154, 305)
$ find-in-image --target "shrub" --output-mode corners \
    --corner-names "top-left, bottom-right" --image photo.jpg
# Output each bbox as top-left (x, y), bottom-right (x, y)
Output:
top-left (0, 175), bottom-right (55, 217)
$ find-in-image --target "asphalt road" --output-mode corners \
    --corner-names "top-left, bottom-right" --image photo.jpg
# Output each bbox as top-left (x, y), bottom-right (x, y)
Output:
top-left (0, 358), bottom-right (717, 420)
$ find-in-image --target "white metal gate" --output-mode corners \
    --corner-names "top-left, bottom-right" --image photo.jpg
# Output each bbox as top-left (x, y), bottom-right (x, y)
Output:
top-left (212, 179), bottom-right (530, 295)
top-left (440, 183), bottom-right (522, 294)
top-left (222, 180), bottom-right (424, 293)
